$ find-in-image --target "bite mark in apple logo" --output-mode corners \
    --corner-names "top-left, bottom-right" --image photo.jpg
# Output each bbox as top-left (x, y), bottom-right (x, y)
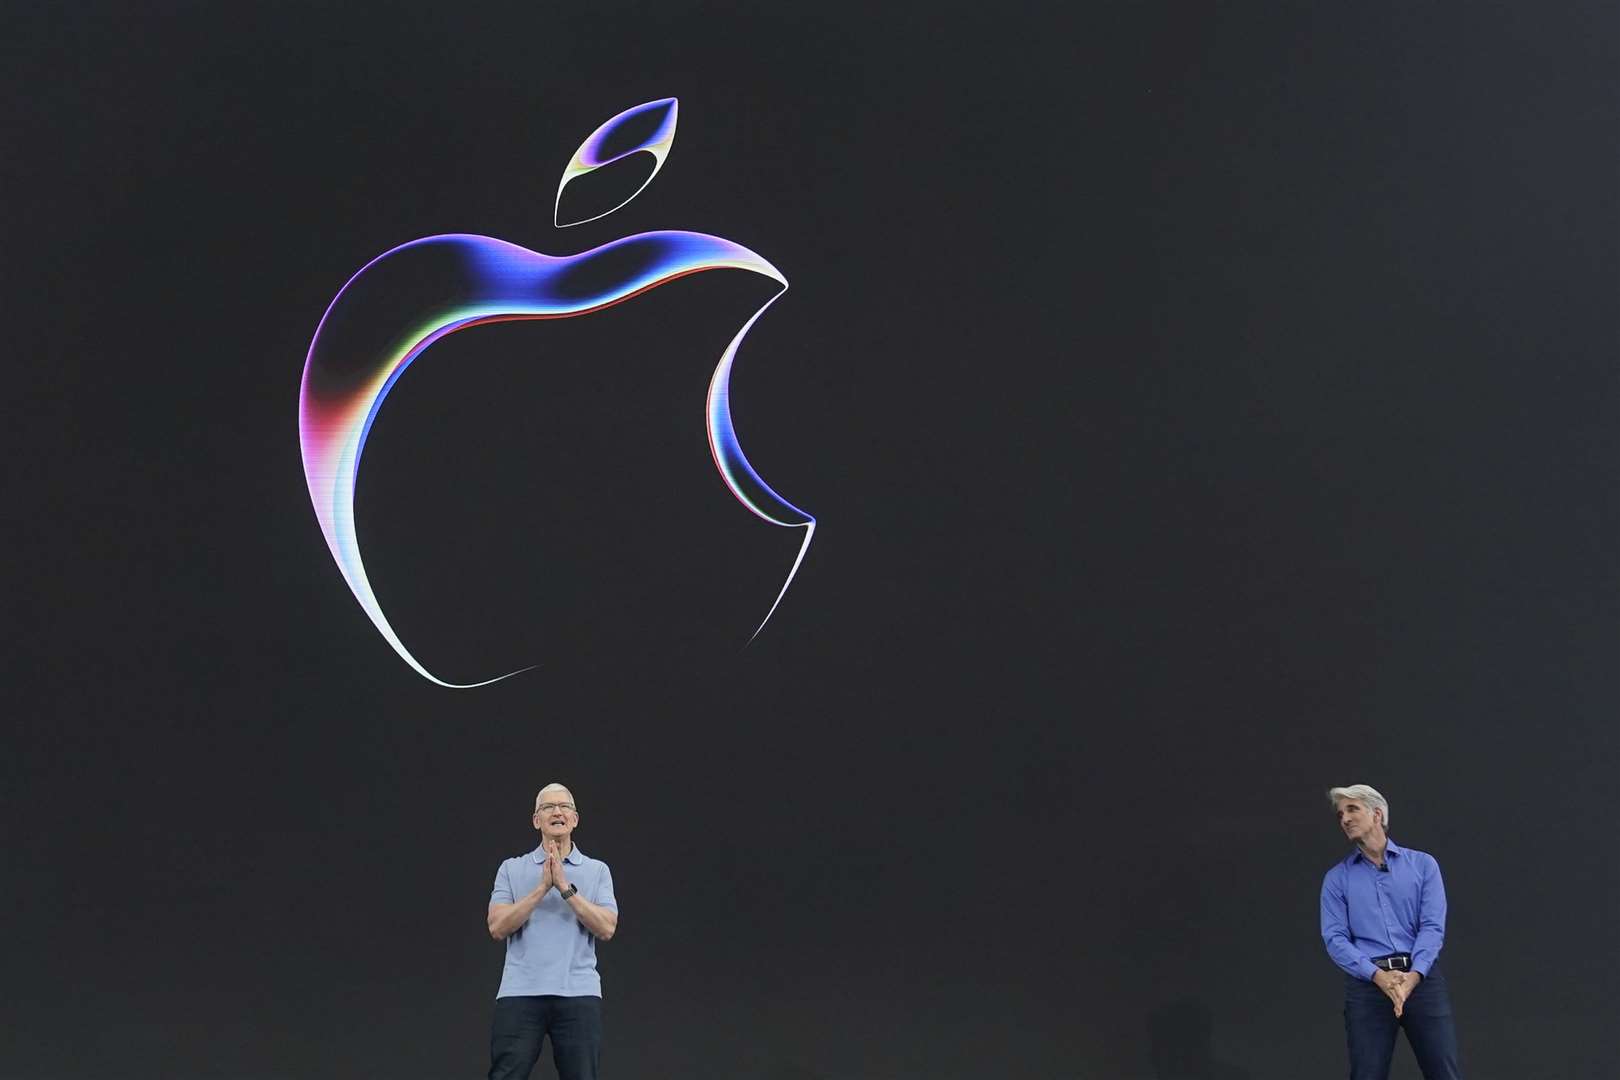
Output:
top-left (297, 98), bottom-right (814, 688)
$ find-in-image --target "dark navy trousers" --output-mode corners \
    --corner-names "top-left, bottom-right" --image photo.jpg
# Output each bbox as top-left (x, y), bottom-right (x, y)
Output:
top-left (1343, 967), bottom-right (1462, 1080)
top-left (489, 994), bottom-right (602, 1080)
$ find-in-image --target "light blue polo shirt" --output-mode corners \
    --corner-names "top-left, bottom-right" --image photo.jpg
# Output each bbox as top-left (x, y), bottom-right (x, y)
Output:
top-left (489, 844), bottom-right (618, 998)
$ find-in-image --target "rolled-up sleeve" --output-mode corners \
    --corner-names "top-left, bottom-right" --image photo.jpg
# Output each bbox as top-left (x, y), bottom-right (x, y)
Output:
top-left (1321, 866), bottom-right (1376, 980)
top-left (1410, 855), bottom-right (1447, 977)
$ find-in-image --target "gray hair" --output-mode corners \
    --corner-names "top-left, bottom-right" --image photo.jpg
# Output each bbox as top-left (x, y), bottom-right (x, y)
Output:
top-left (534, 782), bottom-right (577, 811)
top-left (1327, 784), bottom-right (1389, 829)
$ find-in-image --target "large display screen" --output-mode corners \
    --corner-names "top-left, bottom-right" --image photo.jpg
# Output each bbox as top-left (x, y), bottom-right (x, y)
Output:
top-left (5, 3), bottom-right (1615, 1077)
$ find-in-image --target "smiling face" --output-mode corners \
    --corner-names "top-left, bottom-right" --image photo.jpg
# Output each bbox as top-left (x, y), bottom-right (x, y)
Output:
top-left (1335, 798), bottom-right (1384, 846)
top-left (533, 785), bottom-right (579, 845)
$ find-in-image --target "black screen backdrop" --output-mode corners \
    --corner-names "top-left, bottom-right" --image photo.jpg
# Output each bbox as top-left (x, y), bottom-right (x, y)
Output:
top-left (5, 3), bottom-right (1616, 1077)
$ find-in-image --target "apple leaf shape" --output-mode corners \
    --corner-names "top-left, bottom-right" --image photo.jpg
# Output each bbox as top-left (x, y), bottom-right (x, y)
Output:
top-left (555, 98), bottom-right (678, 227)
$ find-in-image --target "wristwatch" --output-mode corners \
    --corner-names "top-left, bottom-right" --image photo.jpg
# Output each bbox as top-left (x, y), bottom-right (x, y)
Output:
top-left (558, 884), bottom-right (578, 900)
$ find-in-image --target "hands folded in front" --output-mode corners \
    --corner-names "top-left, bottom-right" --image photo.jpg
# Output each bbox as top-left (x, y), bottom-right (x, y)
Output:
top-left (1371, 968), bottom-right (1423, 1016)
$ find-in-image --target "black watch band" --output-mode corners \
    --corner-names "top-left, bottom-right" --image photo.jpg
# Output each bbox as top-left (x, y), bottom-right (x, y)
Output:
top-left (558, 884), bottom-right (578, 900)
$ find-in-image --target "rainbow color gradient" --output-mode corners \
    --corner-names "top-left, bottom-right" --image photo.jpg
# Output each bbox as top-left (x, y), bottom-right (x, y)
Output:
top-left (298, 100), bottom-right (813, 687)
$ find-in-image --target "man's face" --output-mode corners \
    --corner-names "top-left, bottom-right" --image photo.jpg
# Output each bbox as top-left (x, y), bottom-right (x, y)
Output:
top-left (534, 790), bottom-right (578, 842)
top-left (1336, 799), bottom-right (1381, 844)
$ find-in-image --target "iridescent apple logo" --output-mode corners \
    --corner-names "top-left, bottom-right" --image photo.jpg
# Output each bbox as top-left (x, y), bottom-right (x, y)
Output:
top-left (298, 98), bottom-right (814, 687)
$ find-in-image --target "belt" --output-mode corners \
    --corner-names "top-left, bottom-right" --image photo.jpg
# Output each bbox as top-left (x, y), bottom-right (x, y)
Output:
top-left (1370, 953), bottom-right (1412, 972)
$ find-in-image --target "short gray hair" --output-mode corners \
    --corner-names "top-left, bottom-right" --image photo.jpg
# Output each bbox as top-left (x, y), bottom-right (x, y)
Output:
top-left (1328, 784), bottom-right (1389, 828)
top-left (534, 782), bottom-right (577, 811)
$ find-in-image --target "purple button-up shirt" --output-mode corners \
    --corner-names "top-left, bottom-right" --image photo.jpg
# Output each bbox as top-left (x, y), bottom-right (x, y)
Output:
top-left (1319, 839), bottom-right (1448, 981)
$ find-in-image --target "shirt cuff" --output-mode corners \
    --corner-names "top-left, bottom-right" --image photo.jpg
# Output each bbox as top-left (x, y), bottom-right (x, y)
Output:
top-left (1411, 958), bottom-right (1433, 978)
top-left (1356, 959), bottom-right (1378, 981)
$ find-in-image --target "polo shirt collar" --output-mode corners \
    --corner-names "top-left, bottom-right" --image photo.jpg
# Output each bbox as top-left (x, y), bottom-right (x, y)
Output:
top-left (530, 843), bottom-right (587, 865)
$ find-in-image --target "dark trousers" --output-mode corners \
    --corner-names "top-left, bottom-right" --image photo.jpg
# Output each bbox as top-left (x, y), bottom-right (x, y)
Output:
top-left (1343, 968), bottom-right (1462, 1080)
top-left (489, 994), bottom-right (603, 1080)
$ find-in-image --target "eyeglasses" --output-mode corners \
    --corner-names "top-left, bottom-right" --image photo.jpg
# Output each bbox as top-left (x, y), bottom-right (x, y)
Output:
top-left (535, 802), bottom-right (577, 814)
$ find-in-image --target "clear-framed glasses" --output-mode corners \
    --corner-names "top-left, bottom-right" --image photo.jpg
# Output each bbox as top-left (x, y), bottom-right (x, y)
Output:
top-left (536, 802), bottom-right (577, 814)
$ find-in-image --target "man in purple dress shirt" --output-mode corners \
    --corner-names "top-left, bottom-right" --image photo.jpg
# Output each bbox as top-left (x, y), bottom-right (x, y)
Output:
top-left (1320, 784), bottom-right (1464, 1080)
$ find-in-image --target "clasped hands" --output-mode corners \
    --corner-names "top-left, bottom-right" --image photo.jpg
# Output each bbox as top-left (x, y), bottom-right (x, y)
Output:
top-left (537, 839), bottom-right (572, 897)
top-left (1371, 968), bottom-right (1422, 1016)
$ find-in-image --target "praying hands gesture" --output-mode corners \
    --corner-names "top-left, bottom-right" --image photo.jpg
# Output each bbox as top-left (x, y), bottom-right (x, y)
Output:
top-left (537, 850), bottom-right (554, 894)
top-left (545, 840), bottom-right (570, 895)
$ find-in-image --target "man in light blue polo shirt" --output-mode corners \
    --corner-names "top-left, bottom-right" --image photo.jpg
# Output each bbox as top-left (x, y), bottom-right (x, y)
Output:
top-left (486, 782), bottom-right (619, 1080)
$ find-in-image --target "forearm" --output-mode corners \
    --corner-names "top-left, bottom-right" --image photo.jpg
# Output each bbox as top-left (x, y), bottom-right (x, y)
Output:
top-left (1411, 929), bottom-right (1444, 975)
top-left (488, 888), bottom-right (547, 940)
top-left (1324, 935), bottom-right (1377, 980)
top-left (1321, 875), bottom-right (1377, 980)
top-left (1410, 857), bottom-right (1448, 975)
top-left (566, 894), bottom-right (618, 940)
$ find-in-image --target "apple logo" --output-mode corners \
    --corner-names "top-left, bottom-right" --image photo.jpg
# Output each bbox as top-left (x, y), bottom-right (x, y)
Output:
top-left (298, 98), bottom-right (814, 687)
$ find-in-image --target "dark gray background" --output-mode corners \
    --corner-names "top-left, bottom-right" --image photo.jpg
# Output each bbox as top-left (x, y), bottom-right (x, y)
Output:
top-left (5, 2), bottom-right (1616, 1077)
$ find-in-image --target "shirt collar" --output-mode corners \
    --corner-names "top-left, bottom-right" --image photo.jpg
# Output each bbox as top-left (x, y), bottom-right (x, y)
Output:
top-left (530, 843), bottom-right (587, 865)
top-left (1350, 839), bottom-right (1403, 864)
